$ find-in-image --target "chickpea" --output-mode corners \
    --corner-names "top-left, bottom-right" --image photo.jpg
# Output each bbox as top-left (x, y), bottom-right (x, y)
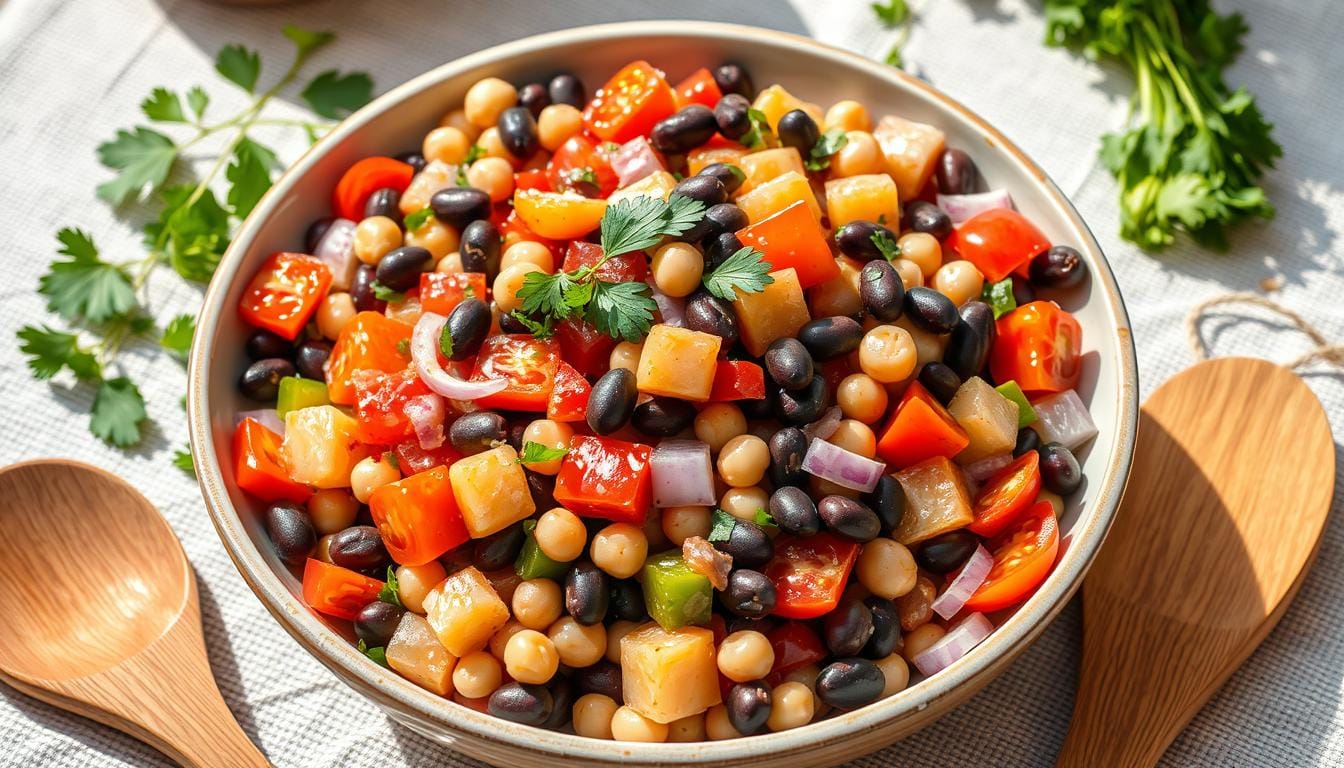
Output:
top-left (933, 260), bottom-right (985, 307)
top-left (895, 315), bottom-right (948, 366)
top-left (512, 578), bottom-right (563, 630)
top-left (353, 216), bottom-right (402, 265)
top-left (438, 108), bottom-right (480, 141)
top-left (717, 630), bottom-right (775, 682)
top-left (534, 507), bottom-right (586, 562)
top-left (705, 704), bottom-right (741, 740)
top-left (813, 477), bottom-right (861, 499)
top-left (767, 681), bottom-right (815, 731)
top-left (499, 240), bottom-right (555, 274)
top-left (902, 623), bottom-right (947, 663)
top-left (825, 100), bottom-right (872, 132)
top-left (720, 486), bottom-right (769, 522)
top-left (422, 126), bottom-right (472, 165)
top-left (837, 373), bottom-right (889, 424)
top-left (694, 403), bottom-right (747, 453)
top-left (1038, 489), bottom-right (1065, 517)
top-left (492, 262), bottom-right (543, 314)
top-left (642, 509), bottom-right (669, 553)
top-left (898, 232), bottom-right (942, 278)
top-left (667, 713), bottom-right (707, 742)
top-left (538, 104), bottom-right (585, 152)
top-left (315, 292), bottom-right (357, 340)
top-left (504, 629), bottom-right (559, 684)
top-left (466, 156), bottom-right (516, 203)
top-left (716, 434), bottom-right (770, 488)
top-left (396, 561), bottom-right (448, 614)
top-left (521, 419), bottom-right (573, 475)
top-left (350, 454), bottom-right (400, 503)
top-left (464, 77), bottom-right (518, 129)
top-left (828, 419), bottom-right (877, 458)
top-left (892, 258), bottom-right (924, 289)
top-left (876, 653), bottom-right (910, 698)
top-left (606, 619), bottom-right (640, 664)
top-left (573, 693), bottom-right (618, 739)
top-left (589, 523), bottom-right (648, 579)
top-left (489, 619), bottom-right (527, 659)
top-left (406, 217), bottom-right (459, 262)
top-left (611, 706), bottom-right (668, 742)
top-left (306, 490), bottom-right (358, 535)
top-left (859, 325), bottom-right (918, 384)
top-left (857, 538), bottom-right (918, 599)
top-left (477, 127), bottom-right (513, 162)
top-left (314, 533), bottom-right (336, 563)
top-left (650, 242), bottom-right (704, 298)
top-left (435, 252), bottom-right (465, 274)
top-left (661, 505), bottom-right (711, 546)
top-left (609, 341), bottom-right (643, 373)
top-left (833, 131), bottom-right (884, 177)
top-left (548, 616), bottom-right (607, 668)
top-left (452, 651), bottom-right (502, 699)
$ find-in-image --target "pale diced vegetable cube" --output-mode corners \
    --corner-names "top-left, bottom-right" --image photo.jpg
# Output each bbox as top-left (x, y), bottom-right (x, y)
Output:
top-left (386, 612), bottom-right (457, 696)
top-left (608, 171), bottom-right (677, 204)
top-left (281, 405), bottom-right (370, 489)
top-left (733, 268), bottom-right (811, 357)
top-left (873, 115), bottom-right (946, 200)
top-left (423, 565), bottom-right (510, 657)
top-left (752, 85), bottom-right (824, 133)
top-left (1030, 389), bottom-right (1098, 450)
top-left (399, 160), bottom-right (456, 215)
top-left (807, 257), bottom-right (865, 318)
top-left (688, 146), bottom-right (745, 176)
top-left (636, 324), bottom-right (722, 401)
top-left (824, 174), bottom-right (900, 229)
top-left (737, 147), bottom-right (806, 196)
top-left (948, 377), bottom-right (1019, 463)
top-left (892, 457), bottom-right (974, 544)
top-left (621, 623), bottom-right (722, 723)
top-left (449, 444), bottom-right (536, 537)
top-left (736, 171), bottom-right (822, 225)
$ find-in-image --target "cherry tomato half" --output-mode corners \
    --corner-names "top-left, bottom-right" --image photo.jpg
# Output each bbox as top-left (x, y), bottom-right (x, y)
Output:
top-left (232, 417), bottom-right (311, 504)
top-left (946, 208), bottom-right (1051, 283)
top-left (470, 334), bottom-right (560, 411)
top-left (989, 300), bottom-right (1083, 395)
top-left (963, 501), bottom-right (1060, 613)
top-left (237, 252), bottom-right (332, 341)
top-left (674, 67), bottom-right (725, 109)
top-left (352, 367), bottom-right (432, 445)
top-left (968, 451), bottom-right (1041, 538)
top-left (765, 622), bottom-right (827, 685)
top-left (332, 157), bottom-right (414, 221)
top-left (583, 60), bottom-right (677, 143)
top-left (325, 312), bottom-right (413, 405)
top-left (764, 533), bottom-right (861, 619)
top-left (301, 558), bottom-right (384, 620)
top-left (547, 133), bottom-right (619, 197)
top-left (546, 361), bottom-right (591, 423)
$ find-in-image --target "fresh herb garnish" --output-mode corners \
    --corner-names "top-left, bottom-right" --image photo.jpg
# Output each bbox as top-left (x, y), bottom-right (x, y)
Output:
top-left (383, 451), bottom-right (400, 472)
top-left (404, 207), bottom-right (433, 231)
top-left (872, 0), bottom-right (914, 68)
top-left (518, 441), bottom-right (569, 465)
top-left (159, 314), bottom-right (196, 359)
top-left (871, 230), bottom-right (901, 261)
top-left (510, 312), bottom-right (554, 340)
top-left (395, 338), bottom-right (411, 356)
top-left (753, 508), bottom-right (778, 530)
top-left (372, 281), bottom-right (405, 303)
top-left (805, 128), bottom-right (849, 172)
top-left (456, 145), bottom-right (485, 186)
top-left (981, 278), bottom-right (1017, 319)
top-left (377, 566), bottom-right (403, 608)
top-left (701, 247), bottom-right (774, 301)
top-left (740, 107), bottom-right (774, 150)
top-left (356, 639), bottom-right (389, 668)
top-left (40, 229), bottom-right (137, 323)
top-left (172, 448), bottom-right (195, 476)
top-left (708, 509), bottom-right (738, 543)
top-left (570, 167), bottom-right (599, 185)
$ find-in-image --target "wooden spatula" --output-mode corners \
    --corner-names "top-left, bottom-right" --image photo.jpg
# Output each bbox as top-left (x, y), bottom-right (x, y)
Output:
top-left (1057, 357), bottom-right (1336, 767)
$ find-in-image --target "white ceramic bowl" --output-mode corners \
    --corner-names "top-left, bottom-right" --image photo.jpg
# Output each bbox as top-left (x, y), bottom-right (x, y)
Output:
top-left (188, 21), bottom-right (1138, 768)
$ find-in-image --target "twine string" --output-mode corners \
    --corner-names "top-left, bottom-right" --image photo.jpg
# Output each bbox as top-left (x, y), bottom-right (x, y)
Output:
top-left (1186, 292), bottom-right (1344, 370)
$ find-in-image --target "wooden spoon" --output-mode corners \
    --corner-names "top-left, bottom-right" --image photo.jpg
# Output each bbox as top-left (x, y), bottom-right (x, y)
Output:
top-left (0, 459), bottom-right (269, 768)
top-left (1058, 357), bottom-right (1335, 767)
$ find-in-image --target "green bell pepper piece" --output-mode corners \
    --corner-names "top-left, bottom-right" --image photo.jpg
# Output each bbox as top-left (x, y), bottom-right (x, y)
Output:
top-left (277, 376), bottom-right (330, 417)
top-left (642, 549), bottom-right (711, 630)
top-left (995, 380), bottom-right (1037, 428)
top-left (515, 520), bottom-right (569, 581)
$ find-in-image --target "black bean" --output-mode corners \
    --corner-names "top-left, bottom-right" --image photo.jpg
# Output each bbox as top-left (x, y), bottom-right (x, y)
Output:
top-left (684, 290), bottom-right (739, 347)
top-left (328, 525), bottom-right (388, 572)
top-left (723, 569), bottom-right (776, 619)
top-left (767, 427), bottom-right (808, 488)
top-left (727, 682), bottom-right (772, 735)
top-left (700, 202), bottom-right (749, 244)
top-left (506, 420), bottom-right (528, 452)
top-left (769, 486), bottom-right (820, 537)
top-left (444, 298), bottom-right (491, 361)
top-left (714, 94), bottom-right (752, 141)
top-left (264, 502), bottom-right (315, 565)
top-left (1010, 275), bottom-right (1036, 306)
top-left (777, 109), bottom-right (819, 155)
top-left (566, 562), bottom-right (610, 625)
top-left (917, 362), bottom-right (962, 405)
top-left (609, 579), bottom-right (647, 623)
top-left (712, 64), bottom-right (755, 99)
top-left (631, 397), bottom-right (696, 437)
top-left (354, 600), bottom-right (404, 648)
top-left (526, 471), bottom-right (557, 511)
top-left (1039, 442), bottom-right (1083, 495)
top-left (727, 615), bottom-right (777, 636)
top-left (375, 246), bottom-right (431, 292)
top-left (944, 301), bottom-right (996, 379)
top-left (818, 496), bottom-right (881, 542)
top-left (860, 260), bottom-right (905, 322)
top-left (798, 316), bottom-right (863, 361)
top-left (651, 105), bottom-right (718, 154)
top-left (816, 658), bottom-right (885, 711)
top-left (459, 219), bottom-right (502, 278)
top-left (862, 597), bottom-right (901, 659)
top-left (703, 232), bottom-right (744, 273)
top-left (586, 368), bottom-right (637, 435)
top-left (773, 375), bottom-right (830, 427)
top-left (473, 522), bottom-right (526, 572)
top-left (542, 677), bottom-right (575, 730)
top-left (394, 151), bottom-right (427, 174)
top-left (350, 263), bottom-right (386, 313)
top-left (1030, 245), bottom-right (1088, 289)
top-left (903, 200), bottom-right (954, 240)
top-left (699, 164), bottom-right (747, 197)
top-left (863, 476), bottom-right (906, 536)
top-left (517, 82), bottom-right (550, 118)
top-left (363, 187), bottom-right (401, 220)
top-left (305, 217), bottom-right (336, 253)
top-left (835, 220), bottom-right (899, 262)
top-left (1013, 427), bottom-right (1041, 457)
top-left (904, 286), bottom-right (959, 334)
top-left (824, 597), bottom-right (875, 657)
top-left (497, 106), bottom-right (539, 158)
top-left (917, 530), bottom-right (978, 574)
top-left (246, 329), bottom-right (293, 362)
top-left (573, 661), bottom-right (622, 703)
top-left (936, 148), bottom-right (979, 195)
top-left (713, 520), bottom-right (774, 568)
top-left (239, 358), bottom-right (294, 401)
top-left (674, 174), bottom-right (727, 207)
top-left (294, 339), bottom-right (332, 381)
top-left (498, 312), bottom-right (530, 334)
top-left (548, 73), bottom-right (586, 108)
top-left (488, 682), bottom-right (553, 726)
top-left (764, 338), bottom-right (814, 391)
top-left (740, 391), bottom-right (776, 420)
top-left (449, 411), bottom-right (508, 454)
top-left (430, 187), bottom-right (492, 229)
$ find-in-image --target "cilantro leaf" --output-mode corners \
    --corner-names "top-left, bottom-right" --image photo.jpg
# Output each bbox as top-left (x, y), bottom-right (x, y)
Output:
top-left (599, 194), bottom-right (706, 257)
top-left (517, 270), bottom-right (578, 320)
top-left (456, 145), bottom-right (485, 186)
top-left (753, 508), bottom-right (778, 530)
top-left (173, 447), bottom-right (195, 476)
top-left (96, 127), bottom-right (177, 204)
top-left (510, 312), bottom-right (555, 340)
top-left (708, 509), bottom-right (737, 543)
top-left (145, 185), bottom-right (230, 282)
top-left (872, 0), bottom-right (910, 27)
top-left (91, 377), bottom-right (147, 447)
top-left (371, 281), bottom-right (405, 302)
top-left (141, 87), bottom-right (187, 123)
top-left (741, 108), bottom-right (773, 150)
top-left (17, 325), bottom-right (101, 381)
top-left (282, 24), bottom-right (335, 60)
top-left (518, 441), bottom-right (569, 465)
top-left (981, 278), bottom-right (1017, 319)
top-left (871, 230), bottom-right (901, 261)
top-left (438, 323), bottom-right (454, 359)
top-left (701, 246), bottom-right (774, 301)
top-left (404, 207), bottom-right (433, 231)
top-left (160, 314), bottom-right (196, 357)
top-left (215, 44), bottom-right (261, 93)
top-left (225, 138), bottom-right (273, 218)
top-left (301, 70), bottom-right (374, 119)
top-left (186, 86), bottom-right (209, 120)
top-left (356, 639), bottom-right (389, 668)
top-left (378, 566), bottom-right (403, 607)
top-left (40, 229), bottom-right (137, 323)
top-left (805, 128), bottom-right (849, 172)
top-left (587, 280), bottom-right (657, 343)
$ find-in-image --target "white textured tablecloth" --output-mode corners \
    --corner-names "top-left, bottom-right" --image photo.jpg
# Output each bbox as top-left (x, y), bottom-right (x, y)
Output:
top-left (1, 0), bottom-right (1341, 765)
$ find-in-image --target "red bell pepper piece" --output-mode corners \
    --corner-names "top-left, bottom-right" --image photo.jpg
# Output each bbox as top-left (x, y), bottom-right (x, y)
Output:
top-left (232, 417), bottom-right (311, 504)
top-left (546, 361), bottom-right (592, 423)
top-left (419, 272), bottom-right (487, 316)
top-left (369, 465), bottom-right (471, 566)
top-left (333, 157), bottom-right (414, 221)
top-left (554, 316), bottom-right (616, 378)
top-left (708, 360), bottom-right (766, 401)
top-left (562, 240), bottom-right (649, 284)
top-left (947, 208), bottom-right (1051, 283)
top-left (553, 435), bottom-right (653, 524)
top-left (583, 60), bottom-right (677, 143)
top-left (302, 558), bottom-right (384, 620)
top-left (876, 381), bottom-right (971, 468)
top-left (325, 312), bottom-right (413, 405)
top-left (735, 200), bottom-right (839, 289)
top-left (674, 67), bottom-right (724, 109)
top-left (237, 252), bottom-right (332, 341)
top-left (765, 622), bottom-right (828, 684)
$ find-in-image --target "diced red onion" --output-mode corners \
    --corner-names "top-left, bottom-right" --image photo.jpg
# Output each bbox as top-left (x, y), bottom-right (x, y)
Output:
top-left (801, 406), bottom-right (843, 442)
top-left (912, 612), bottom-right (994, 676)
top-left (650, 440), bottom-right (716, 508)
top-left (937, 189), bottom-right (1014, 224)
top-left (403, 393), bottom-right (447, 450)
top-left (312, 217), bottom-right (358, 290)
top-left (800, 438), bottom-right (885, 493)
top-left (410, 312), bottom-right (508, 401)
top-left (611, 137), bottom-right (665, 187)
top-left (236, 409), bottom-right (284, 435)
top-left (646, 279), bottom-right (685, 327)
top-left (964, 453), bottom-right (1014, 483)
top-left (1031, 389), bottom-right (1098, 450)
top-left (931, 545), bottom-right (993, 620)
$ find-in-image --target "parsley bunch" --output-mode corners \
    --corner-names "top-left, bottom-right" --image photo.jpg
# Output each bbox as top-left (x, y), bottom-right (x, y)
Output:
top-left (17, 26), bottom-right (373, 452)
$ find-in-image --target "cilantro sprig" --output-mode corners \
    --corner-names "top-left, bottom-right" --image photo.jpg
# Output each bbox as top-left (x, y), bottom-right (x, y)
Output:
top-left (701, 247), bottom-right (774, 301)
top-left (872, 0), bottom-right (915, 68)
top-left (518, 441), bottom-right (570, 465)
top-left (805, 128), bottom-right (849, 172)
top-left (740, 108), bottom-right (775, 151)
top-left (871, 230), bottom-right (901, 262)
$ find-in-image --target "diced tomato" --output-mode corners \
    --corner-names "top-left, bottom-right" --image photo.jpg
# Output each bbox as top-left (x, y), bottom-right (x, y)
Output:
top-left (562, 240), bottom-right (649, 284)
top-left (237, 252), bottom-right (332, 341)
top-left (947, 209), bottom-right (1051, 283)
top-left (419, 272), bottom-right (487, 316)
top-left (876, 381), bottom-right (971, 468)
top-left (674, 67), bottom-right (724, 109)
top-left (553, 435), bottom-right (653, 524)
top-left (990, 301), bottom-right (1083, 395)
top-left (765, 622), bottom-right (827, 685)
top-left (547, 361), bottom-right (591, 422)
top-left (736, 200), bottom-right (839, 289)
top-left (470, 334), bottom-right (560, 411)
top-left (393, 439), bottom-right (463, 475)
top-left (352, 368), bottom-right (432, 444)
top-left (764, 533), bottom-right (861, 619)
top-left (369, 466), bottom-right (470, 566)
top-left (232, 417), bottom-right (312, 504)
top-left (708, 360), bottom-right (766, 401)
top-left (301, 558), bottom-right (384, 620)
top-left (964, 501), bottom-right (1060, 612)
top-left (333, 157), bottom-right (415, 221)
top-left (547, 134), bottom-right (619, 197)
top-left (326, 312), bottom-right (414, 405)
top-left (514, 168), bottom-right (552, 193)
top-left (969, 452), bottom-right (1042, 538)
top-left (583, 60), bottom-right (677, 143)
top-left (553, 316), bottom-right (616, 378)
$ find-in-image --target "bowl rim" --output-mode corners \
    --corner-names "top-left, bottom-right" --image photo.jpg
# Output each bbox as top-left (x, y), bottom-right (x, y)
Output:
top-left (188, 19), bottom-right (1138, 764)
